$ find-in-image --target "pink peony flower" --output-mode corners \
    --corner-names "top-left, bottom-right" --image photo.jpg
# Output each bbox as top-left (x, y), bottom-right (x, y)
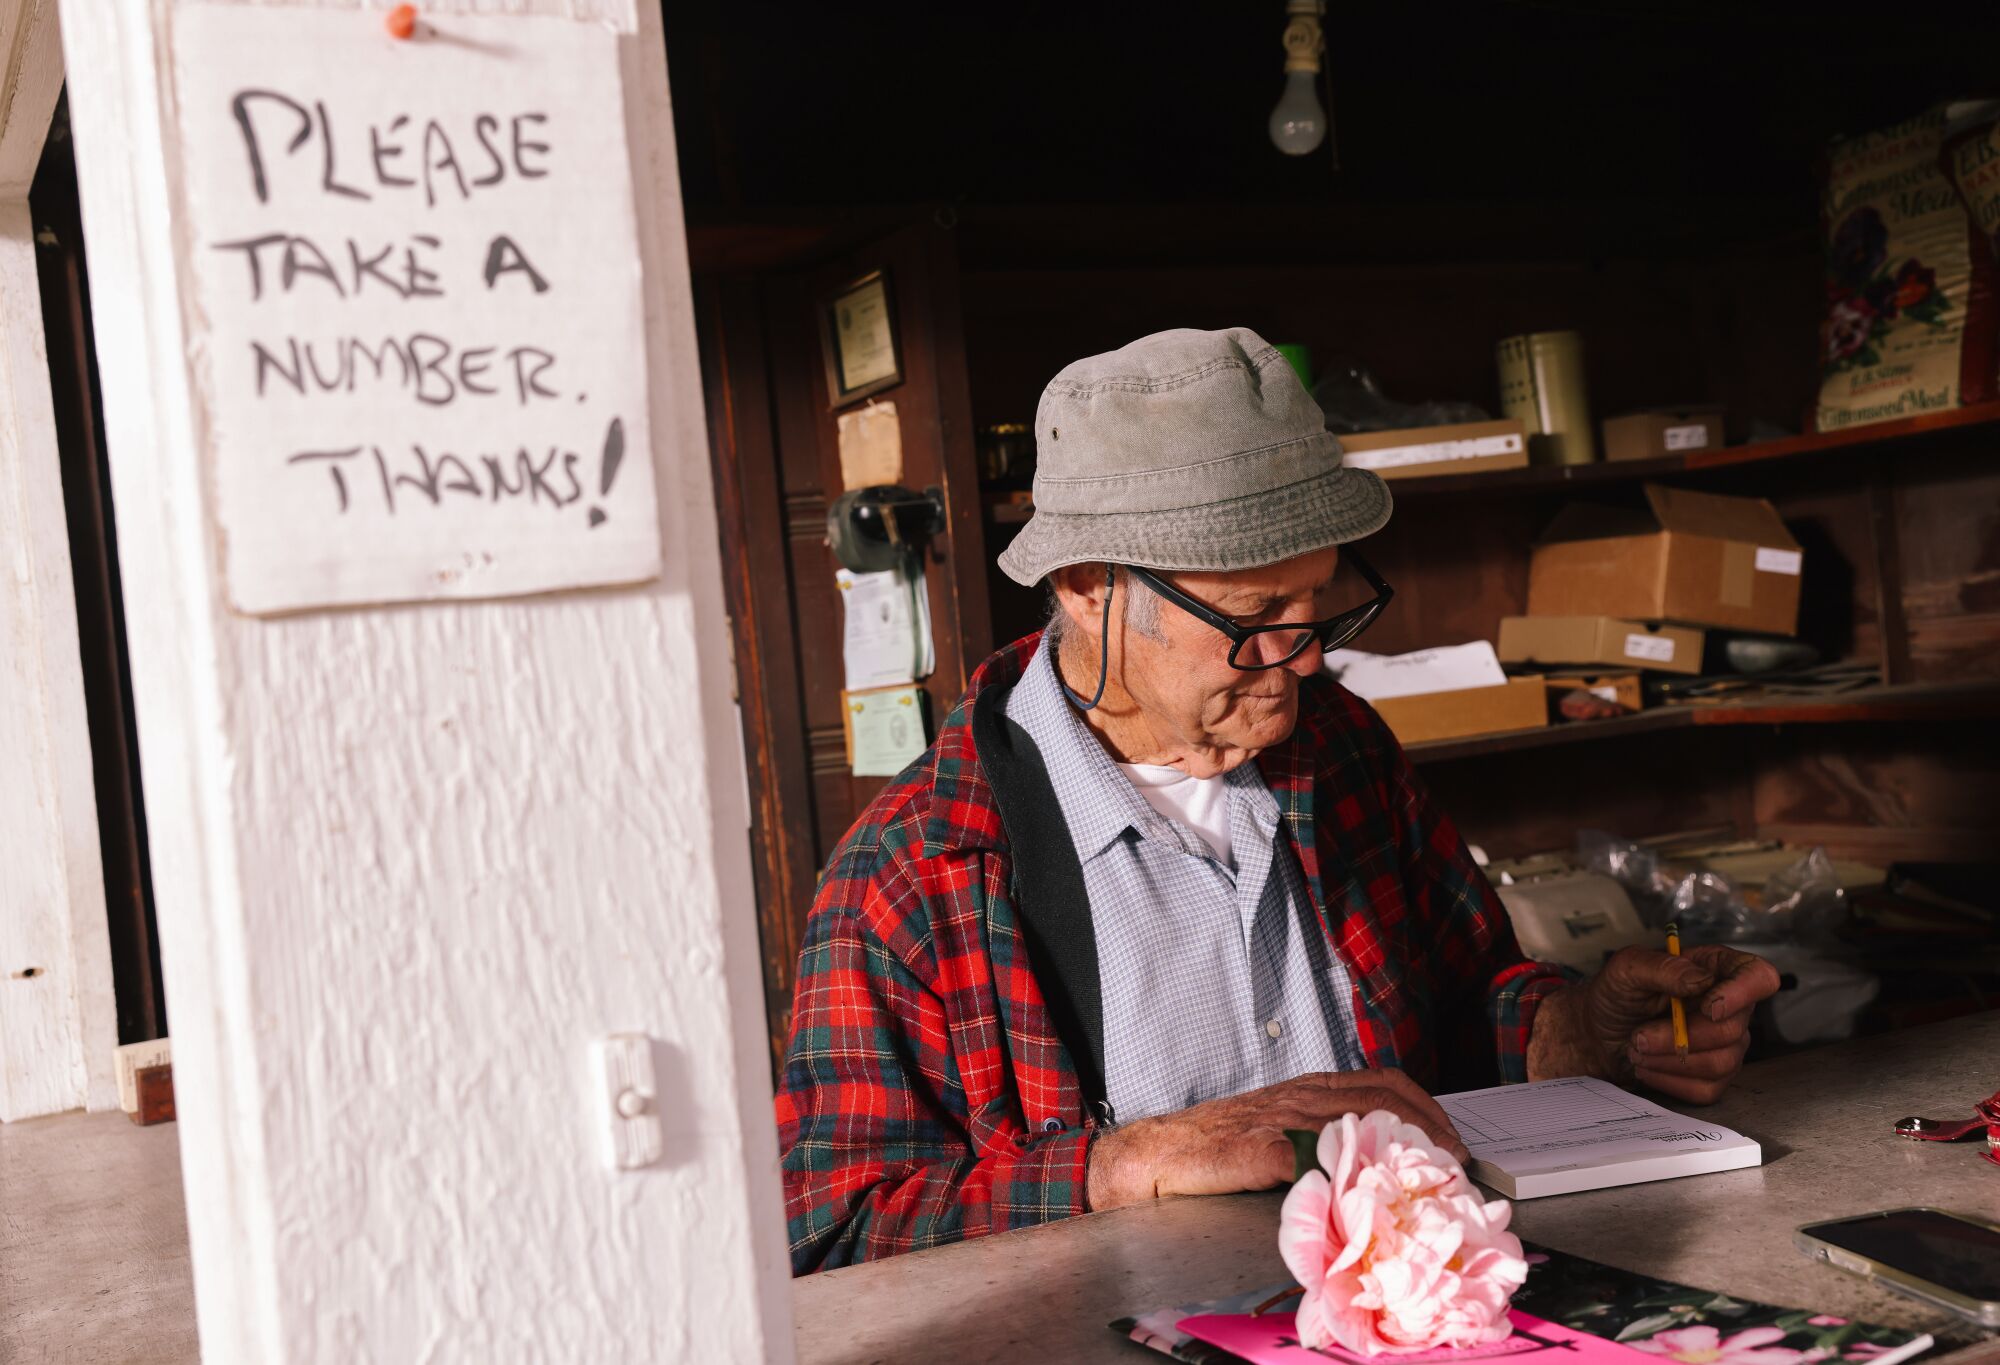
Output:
top-left (1631, 1325), bottom-right (1810, 1365)
top-left (1278, 1111), bottom-right (1528, 1355)
top-left (1807, 1318), bottom-right (1848, 1328)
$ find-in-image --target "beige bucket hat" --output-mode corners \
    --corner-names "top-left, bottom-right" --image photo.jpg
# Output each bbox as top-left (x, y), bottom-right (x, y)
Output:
top-left (995, 326), bottom-right (1392, 586)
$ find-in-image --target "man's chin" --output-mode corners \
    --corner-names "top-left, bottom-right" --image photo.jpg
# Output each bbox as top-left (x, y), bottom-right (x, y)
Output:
top-left (1216, 698), bottom-right (1299, 754)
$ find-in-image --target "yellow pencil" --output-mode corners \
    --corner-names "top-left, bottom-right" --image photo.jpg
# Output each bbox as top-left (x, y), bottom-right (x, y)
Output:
top-left (1665, 921), bottom-right (1690, 1057)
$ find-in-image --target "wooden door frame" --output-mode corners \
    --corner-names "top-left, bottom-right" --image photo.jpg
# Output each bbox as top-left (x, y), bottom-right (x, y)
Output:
top-left (697, 220), bottom-right (991, 1069)
top-left (698, 274), bottom-right (823, 1071)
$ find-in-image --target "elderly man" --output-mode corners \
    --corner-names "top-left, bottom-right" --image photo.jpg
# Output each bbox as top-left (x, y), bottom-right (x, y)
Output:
top-left (775, 327), bottom-right (1778, 1274)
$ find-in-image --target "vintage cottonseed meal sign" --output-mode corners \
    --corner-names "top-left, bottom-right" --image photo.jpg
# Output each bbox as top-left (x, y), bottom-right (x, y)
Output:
top-left (172, 6), bottom-right (662, 613)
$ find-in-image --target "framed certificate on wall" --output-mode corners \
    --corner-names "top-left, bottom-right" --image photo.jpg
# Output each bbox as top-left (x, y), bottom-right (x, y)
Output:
top-left (821, 270), bottom-right (903, 406)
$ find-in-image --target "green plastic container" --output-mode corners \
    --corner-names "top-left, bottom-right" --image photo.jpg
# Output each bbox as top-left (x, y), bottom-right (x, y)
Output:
top-left (1273, 343), bottom-right (1313, 390)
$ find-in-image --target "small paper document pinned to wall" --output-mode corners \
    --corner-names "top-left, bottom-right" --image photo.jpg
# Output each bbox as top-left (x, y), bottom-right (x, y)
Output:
top-left (835, 400), bottom-right (903, 490)
top-left (844, 685), bottom-right (928, 777)
top-left (837, 567), bottom-right (934, 690)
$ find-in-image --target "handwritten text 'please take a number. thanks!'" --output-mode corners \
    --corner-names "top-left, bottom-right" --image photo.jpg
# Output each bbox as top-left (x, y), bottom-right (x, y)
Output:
top-left (213, 90), bottom-right (634, 525)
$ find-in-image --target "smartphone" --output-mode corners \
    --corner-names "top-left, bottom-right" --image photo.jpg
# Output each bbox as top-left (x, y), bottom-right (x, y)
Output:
top-left (1794, 1207), bottom-right (2000, 1328)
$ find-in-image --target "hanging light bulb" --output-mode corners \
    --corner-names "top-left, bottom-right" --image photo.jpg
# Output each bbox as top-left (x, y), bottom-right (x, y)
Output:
top-left (1268, 0), bottom-right (1327, 156)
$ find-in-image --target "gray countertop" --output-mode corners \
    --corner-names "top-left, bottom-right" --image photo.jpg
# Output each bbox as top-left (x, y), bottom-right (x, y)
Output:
top-left (792, 1012), bottom-right (2000, 1365)
top-left (7, 1014), bottom-right (1997, 1363)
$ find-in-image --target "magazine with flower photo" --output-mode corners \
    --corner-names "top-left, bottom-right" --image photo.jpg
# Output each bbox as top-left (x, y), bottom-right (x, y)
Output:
top-left (1507, 1245), bottom-right (1932, 1365)
top-left (1112, 1244), bottom-right (1933, 1365)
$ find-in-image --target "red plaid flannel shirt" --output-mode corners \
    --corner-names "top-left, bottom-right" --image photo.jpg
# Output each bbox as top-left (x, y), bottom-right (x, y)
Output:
top-left (775, 634), bottom-right (1573, 1274)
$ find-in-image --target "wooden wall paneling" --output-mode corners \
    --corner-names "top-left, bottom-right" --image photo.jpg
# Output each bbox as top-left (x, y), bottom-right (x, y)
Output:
top-left (959, 263), bottom-right (1695, 426)
top-left (696, 276), bottom-right (821, 1067)
top-left (1696, 251), bottom-right (1825, 439)
top-left (1755, 471), bottom-right (1881, 669)
top-left (1868, 476), bottom-right (1912, 685)
top-left (1420, 726), bottom-right (1752, 862)
top-left (1351, 499), bottom-right (1542, 656)
top-left (915, 223), bottom-right (996, 666)
top-left (958, 255), bottom-right (1822, 444)
top-left (1751, 722), bottom-right (2000, 862)
top-left (1904, 613), bottom-right (2000, 686)
top-left (1891, 438), bottom-right (2000, 683)
top-left (761, 269), bottom-right (858, 869)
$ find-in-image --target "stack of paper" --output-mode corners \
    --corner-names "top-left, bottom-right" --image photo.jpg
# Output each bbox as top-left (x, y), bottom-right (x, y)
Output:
top-left (1437, 1075), bottom-right (1762, 1199)
top-left (1325, 641), bottom-right (1509, 701)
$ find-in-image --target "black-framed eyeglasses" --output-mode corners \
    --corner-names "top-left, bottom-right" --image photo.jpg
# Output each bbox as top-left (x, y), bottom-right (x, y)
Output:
top-left (1123, 552), bottom-right (1395, 671)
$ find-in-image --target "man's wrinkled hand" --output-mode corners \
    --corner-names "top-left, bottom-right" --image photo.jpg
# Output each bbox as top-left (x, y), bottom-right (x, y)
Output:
top-left (1083, 1068), bottom-right (1468, 1213)
top-left (1583, 943), bottom-right (1781, 1103)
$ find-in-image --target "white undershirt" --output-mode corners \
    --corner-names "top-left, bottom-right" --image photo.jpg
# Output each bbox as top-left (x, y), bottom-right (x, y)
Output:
top-left (1116, 762), bottom-right (1236, 870)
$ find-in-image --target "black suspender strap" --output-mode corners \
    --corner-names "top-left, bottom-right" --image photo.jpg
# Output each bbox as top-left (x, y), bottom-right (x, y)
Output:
top-left (969, 681), bottom-right (1108, 1117)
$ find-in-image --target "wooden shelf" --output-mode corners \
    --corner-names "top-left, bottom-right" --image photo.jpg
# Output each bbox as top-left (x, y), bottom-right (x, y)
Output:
top-left (1407, 678), bottom-right (2000, 764)
top-left (1680, 678), bottom-right (2000, 726)
top-left (1386, 402), bottom-right (2000, 501)
top-left (976, 404), bottom-right (2000, 515)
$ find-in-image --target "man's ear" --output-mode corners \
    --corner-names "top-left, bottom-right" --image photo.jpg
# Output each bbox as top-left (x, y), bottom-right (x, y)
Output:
top-left (1049, 562), bottom-right (1108, 634)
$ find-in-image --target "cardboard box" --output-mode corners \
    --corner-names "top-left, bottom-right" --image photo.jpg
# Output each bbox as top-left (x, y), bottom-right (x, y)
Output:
top-left (1499, 615), bottom-right (1705, 676)
top-left (130, 1063), bottom-right (176, 1127)
top-left (1338, 419), bottom-right (1529, 480)
top-left (1545, 672), bottom-right (1645, 710)
top-left (1371, 677), bottom-right (1547, 745)
top-left (1602, 409), bottom-right (1725, 463)
top-left (113, 1037), bottom-right (172, 1113)
top-left (1525, 484), bottom-right (1802, 635)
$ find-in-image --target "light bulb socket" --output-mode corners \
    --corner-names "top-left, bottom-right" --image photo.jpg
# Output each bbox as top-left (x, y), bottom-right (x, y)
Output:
top-left (1279, 0), bottom-right (1323, 75)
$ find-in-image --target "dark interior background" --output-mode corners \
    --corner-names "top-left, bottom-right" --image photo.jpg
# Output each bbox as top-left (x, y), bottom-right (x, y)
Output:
top-left (669, 0), bottom-right (2000, 687)
top-left (671, 1), bottom-right (2000, 656)
top-left (665, 2), bottom-right (1985, 237)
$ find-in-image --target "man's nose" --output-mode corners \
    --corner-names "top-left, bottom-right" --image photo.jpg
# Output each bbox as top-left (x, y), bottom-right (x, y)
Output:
top-left (1283, 646), bottom-right (1323, 680)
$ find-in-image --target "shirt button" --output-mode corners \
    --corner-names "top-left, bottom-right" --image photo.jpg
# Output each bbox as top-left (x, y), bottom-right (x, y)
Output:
top-left (1040, 1117), bottom-right (1065, 1134)
top-left (1265, 1018), bottom-right (1283, 1040)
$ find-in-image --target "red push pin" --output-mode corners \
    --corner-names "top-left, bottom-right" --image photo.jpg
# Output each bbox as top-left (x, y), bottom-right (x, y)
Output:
top-left (385, 4), bottom-right (417, 39)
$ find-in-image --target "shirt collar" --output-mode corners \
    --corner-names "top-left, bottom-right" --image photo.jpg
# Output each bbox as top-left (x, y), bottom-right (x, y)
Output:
top-left (1005, 629), bottom-right (1281, 860)
top-left (1004, 630), bottom-right (1159, 863)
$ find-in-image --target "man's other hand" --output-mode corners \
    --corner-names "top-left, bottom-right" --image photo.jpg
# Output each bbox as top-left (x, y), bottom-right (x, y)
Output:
top-left (1083, 1069), bottom-right (1468, 1213)
top-left (1531, 944), bottom-right (1782, 1103)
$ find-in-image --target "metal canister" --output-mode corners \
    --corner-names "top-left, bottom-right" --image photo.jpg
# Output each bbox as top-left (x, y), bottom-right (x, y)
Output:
top-left (1496, 330), bottom-right (1596, 466)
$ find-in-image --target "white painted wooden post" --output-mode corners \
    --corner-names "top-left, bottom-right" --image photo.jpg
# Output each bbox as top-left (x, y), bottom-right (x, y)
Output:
top-left (0, 0), bottom-right (122, 1122)
top-left (58, 1), bottom-right (798, 1360)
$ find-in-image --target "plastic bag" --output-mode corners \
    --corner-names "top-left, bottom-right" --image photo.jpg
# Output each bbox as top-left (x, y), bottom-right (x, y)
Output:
top-left (1576, 831), bottom-right (1847, 943)
top-left (1760, 846), bottom-right (1848, 943)
top-left (1576, 830), bottom-right (1678, 927)
top-left (1672, 869), bottom-right (1750, 941)
top-left (1311, 361), bottom-right (1489, 435)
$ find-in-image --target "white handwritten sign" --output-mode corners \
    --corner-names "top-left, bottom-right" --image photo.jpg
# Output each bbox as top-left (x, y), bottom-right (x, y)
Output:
top-left (172, 6), bottom-right (661, 614)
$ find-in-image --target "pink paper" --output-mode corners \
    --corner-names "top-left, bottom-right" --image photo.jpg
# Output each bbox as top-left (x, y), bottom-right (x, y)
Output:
top-left (1178, 1308), bottom-right (1666, 1365)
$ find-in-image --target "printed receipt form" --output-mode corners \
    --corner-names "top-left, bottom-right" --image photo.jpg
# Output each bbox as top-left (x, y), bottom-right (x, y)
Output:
top-left (1437, 1075), bottom-right (1762, 1198)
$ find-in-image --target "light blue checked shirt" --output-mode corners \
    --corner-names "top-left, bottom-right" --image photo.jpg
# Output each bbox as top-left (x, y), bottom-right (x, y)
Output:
top-left (1004, 631), bottom-right (1367, 1124)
